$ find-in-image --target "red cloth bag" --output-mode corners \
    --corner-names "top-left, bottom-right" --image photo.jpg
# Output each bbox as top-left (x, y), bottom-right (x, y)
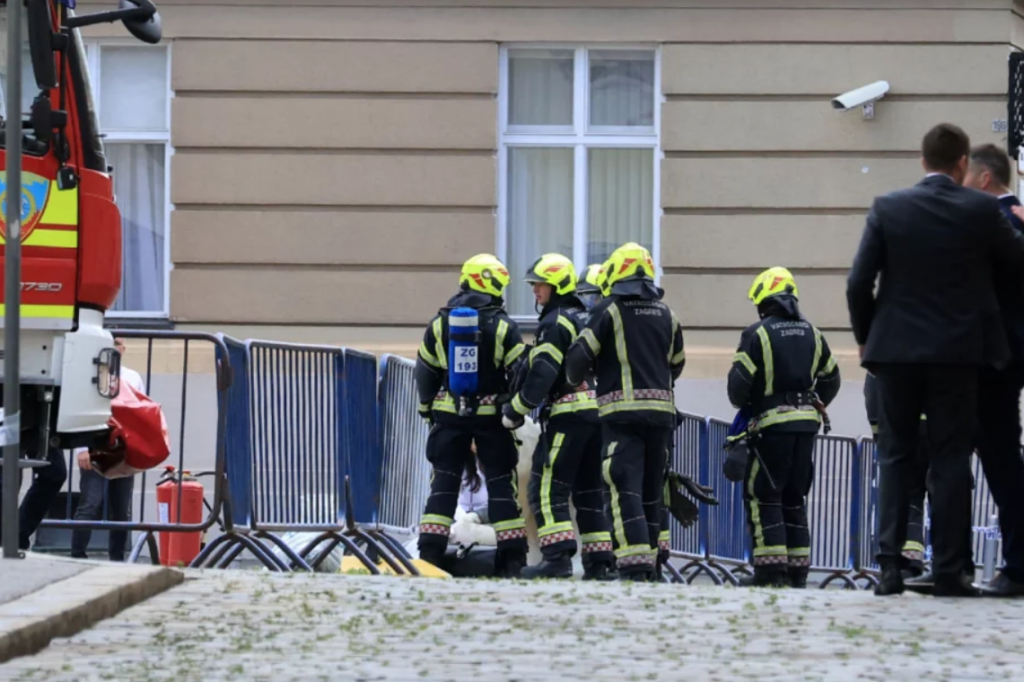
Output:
top-left (90, 381), bottom-right (171, 479)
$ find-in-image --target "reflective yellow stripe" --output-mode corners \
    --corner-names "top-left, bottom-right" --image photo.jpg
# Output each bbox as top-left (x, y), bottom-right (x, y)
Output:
top-left (419, 514), bottom-right (452, 527)
top-left (812, 328), bottom-right (823, 384)
top-left (818, 354), bottom-right (838, 377)
top-left (787, 547), bottom-right (811, 557)
top-left (757, 407), bottom-right (820, 429)
top-left (550, 397), bottom-right (597, 416)
top-left (537, 521), bottom-right (574, 538)
top-left (671, 348), bottom-right (686, 366)
top-left (598, 400), bottom-right (676, 417)
top-left (505, 342), bottom-right (525, 367)
top-left (902, 541), bottom-right (925, 552)
top-left (432, 317), bottom-right (447, 369)
top-left (531, 343), bottom-right (564, 364)
top-left (756, 326), bottom-right (773, 396)
top-left (540, 433), bottom-right (565, 526)
top-left (0, 228), bottom-right (78, 248)
top-left (753, 546), bottom-right (789, 557)
top-left (511, 393), bottom-right (530, 416)
top-left (431, 394), bottom-right (498, 415)
top-left (668, 313), bottom-right (681, 363)
top-left (39, 183), bottom-right (78, 225)
top-left (557, 315), bottom-right (576, 340)
top-left (495, 320), bottom-right (509, 367)
top-left (581, 328), bottom-right (601, 354)
top-left (733, 352), bottom-right (757, 375)
top-left (615, 544), bottom-right (655, 559)
top-left (607, 303), bottom-right (633, 400)
top-left (659, 530), bottom-right (670, 542)
top-left (748, 458), bottom-right (766, 551)
top-left (580, 532), bottom-right (611, 544)
top-left (603, 443), bottom-right (628, 551)
top-left (418, 342), bottom-right (441, 368)
top-left (494, 518), bottom-right (526, 532)
top-left (0, 304), bottom-right (74, 319)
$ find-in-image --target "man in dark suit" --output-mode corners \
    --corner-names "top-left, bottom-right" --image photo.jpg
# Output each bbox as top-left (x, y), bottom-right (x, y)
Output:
top-left (963, 144), bottom-right (1024, 597)
top-left (847, 123), bottom-right (1024, 597)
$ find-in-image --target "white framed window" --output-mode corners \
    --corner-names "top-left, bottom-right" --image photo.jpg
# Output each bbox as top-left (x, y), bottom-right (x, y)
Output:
top-left (498, 45), bottom-right (662, 318)
top-left (84, 41), bottom-right (172, 318)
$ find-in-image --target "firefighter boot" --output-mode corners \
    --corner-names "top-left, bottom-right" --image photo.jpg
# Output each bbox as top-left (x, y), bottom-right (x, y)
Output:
top-left (620, 566), bottom-right (655, 582)
top-left (582, 559), bottom-right (617, 582)
top-left (418, 545), bottom-right (446, 570)
top-left (738, 566), bottom-right (790, 588)
top-left (520, 553), bottom-right (573, 580)
top-left (788, 567), bottom-right (809, 589)
top-left (496, 549), bottom-right (527, 579)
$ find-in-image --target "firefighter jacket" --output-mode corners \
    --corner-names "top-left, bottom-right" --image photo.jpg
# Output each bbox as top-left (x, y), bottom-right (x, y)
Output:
top-left (565, 281), bottom-right (686, 427)
top-left (415, 290), bottom-right (526, 425)
top-left (727, 295), bottom-right (841, 433)
top-left (508, 293), bottom-right (597, 423)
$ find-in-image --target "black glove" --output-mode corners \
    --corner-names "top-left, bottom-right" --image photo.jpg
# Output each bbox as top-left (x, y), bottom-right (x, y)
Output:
top-left (667, 487), bottom-right (700, 528)
top-left (668, 471), bottom-right (718, 506)
top-left (501, 402), bottom-right (525, 431)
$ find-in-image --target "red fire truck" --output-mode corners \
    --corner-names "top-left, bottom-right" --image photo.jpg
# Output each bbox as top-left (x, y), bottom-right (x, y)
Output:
top-left (1, 0), bottom-right (161, 454)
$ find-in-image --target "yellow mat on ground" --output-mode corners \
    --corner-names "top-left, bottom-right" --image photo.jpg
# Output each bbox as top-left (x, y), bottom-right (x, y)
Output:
top-left (338, 556), bottom-right (451, 578)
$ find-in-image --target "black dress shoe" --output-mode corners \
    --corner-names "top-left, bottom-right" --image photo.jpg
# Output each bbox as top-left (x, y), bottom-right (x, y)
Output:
top-left (932, 573), bottom-right (980, 598)
top-left (980, 573), bottom-right (1024, 598)
top-left (903, 570), bottom-right (935, 594)
top-left (874, 566), bottom-right (904, 596)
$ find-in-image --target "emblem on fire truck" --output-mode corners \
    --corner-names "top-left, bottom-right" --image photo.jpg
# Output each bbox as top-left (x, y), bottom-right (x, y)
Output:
top-left (0, 171), bottom-right (52, 243)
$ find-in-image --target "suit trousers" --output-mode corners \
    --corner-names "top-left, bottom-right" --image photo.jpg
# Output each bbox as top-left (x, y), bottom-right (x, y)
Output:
top-left (976, 363), bottom-right (1024, 583)
top-left (874, 364), bottom-right (976, 580)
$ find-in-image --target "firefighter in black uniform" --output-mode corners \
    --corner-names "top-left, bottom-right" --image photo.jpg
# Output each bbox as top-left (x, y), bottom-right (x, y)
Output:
top-left (565, 243), bottom-right (686, 581)
top-left (728, 267), bottom-right (842, 588)
top-left (576, 264), bottom-right (607, 311)
top-left (415, 253), bottom-right (529, 578)
top-left (501, 254), bottom-right (615, 581)
top-left (864, 373), bottom-right (929, 578)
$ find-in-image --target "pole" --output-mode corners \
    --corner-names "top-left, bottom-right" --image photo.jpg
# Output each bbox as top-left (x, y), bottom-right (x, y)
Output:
top-left (3, 0), bottom-right (25, 559)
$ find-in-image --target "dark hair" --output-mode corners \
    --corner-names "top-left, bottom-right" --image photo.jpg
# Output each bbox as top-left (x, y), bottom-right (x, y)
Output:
top-left (921, 123), bottom-right (971, 173)
top-left (464, 442), bottom-right (482, 494)
top-left (969, 143), bottom-right (1013, 189)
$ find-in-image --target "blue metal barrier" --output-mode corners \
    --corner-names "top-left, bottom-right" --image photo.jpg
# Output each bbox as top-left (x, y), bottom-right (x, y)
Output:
top-left (969, 454), bottom-right (1001, 571)
top-left (376, 355), bottom-right (431, 531)
top-left (221, 335), bottom-right (253, 530)
top-left (668, 413), bottom-right (720, 583)
top-left (808, 436), bottom-right (860, 588)
top-left (703, 418), bottom-right (750, 583)
top-left (343, 349), bottom-right (380, 524)
top-left (853, 437), bottom-right (880, 585)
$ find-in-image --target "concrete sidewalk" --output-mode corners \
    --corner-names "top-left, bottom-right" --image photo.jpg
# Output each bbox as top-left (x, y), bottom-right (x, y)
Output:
top-left (2, 569), bottom-right (1024, 681)
top-left (0, 553), bottom-right (182, 663)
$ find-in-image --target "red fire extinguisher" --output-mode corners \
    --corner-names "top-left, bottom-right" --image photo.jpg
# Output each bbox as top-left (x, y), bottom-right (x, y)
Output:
top-left (156, 467), bottom-right (205, 567)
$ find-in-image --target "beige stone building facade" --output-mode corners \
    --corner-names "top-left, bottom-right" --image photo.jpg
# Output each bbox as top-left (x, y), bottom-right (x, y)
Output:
top-left (81, 0), bottom-right (1023, 397)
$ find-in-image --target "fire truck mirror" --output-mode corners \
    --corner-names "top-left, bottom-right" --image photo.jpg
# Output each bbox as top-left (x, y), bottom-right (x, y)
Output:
top-left (30, 94), bottom-right (53, 144)
top-left (119, 0), bottom-right (163, 45)
top-left (27, 0), bottom-right (57, 89)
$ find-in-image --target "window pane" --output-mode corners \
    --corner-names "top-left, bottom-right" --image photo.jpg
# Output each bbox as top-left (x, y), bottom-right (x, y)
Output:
top-left (506, 147), bottom-right (573, 316)
top-left (108, 143), bottom-right (165, 313)
top-left (508, 49), bottom-right (574, 127)
top-left (587, 148), bottom-right (654, 266)
top-left (589, 50), bottom-right (655, 128)
top-left (100, 46), bottom-right (167, 130)
top-left (0, 47), bottom-right (39, 118)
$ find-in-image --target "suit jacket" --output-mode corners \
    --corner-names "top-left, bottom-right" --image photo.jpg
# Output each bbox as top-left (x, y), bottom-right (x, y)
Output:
top-left (847, 175), bottom-right (1024, 367)
top-left (996, 194), bottom-right (1024, 364)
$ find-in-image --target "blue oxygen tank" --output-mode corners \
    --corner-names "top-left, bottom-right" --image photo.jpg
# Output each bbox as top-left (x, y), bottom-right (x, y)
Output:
top-left (448, 307), bottom-right (479, 400)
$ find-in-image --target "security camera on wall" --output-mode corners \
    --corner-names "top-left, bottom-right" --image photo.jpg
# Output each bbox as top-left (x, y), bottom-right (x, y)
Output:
top-left (831, 80), bottom-right (890, 120)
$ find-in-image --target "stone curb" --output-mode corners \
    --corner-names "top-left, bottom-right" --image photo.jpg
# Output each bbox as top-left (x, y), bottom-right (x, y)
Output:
top-left (0, 564), bottom-right (184, 664)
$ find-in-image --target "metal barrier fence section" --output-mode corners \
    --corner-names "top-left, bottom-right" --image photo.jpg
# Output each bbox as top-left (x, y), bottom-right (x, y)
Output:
top-left (855, 438), bottom-right (880, 578)
top-left (376, 355), bottom-right (431, 530)
top-left (221, 336), bottom-right (252, 529)
top-left (703, 418), bottom-right (750, 580)
top-left (807, 436), bottom-right (860, 587)
top-left (344, 350), bottom-right (380, 524)
top-left (248, 341), bottom-right (345, 529)
top-left (37, 331), bottom-right (233, 566)
top-left (668, 413), bottom-right (704, 561)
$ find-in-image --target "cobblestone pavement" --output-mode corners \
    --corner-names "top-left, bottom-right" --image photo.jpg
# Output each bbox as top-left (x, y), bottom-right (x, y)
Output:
top-left (2, 570), bottom-right (1023, 682)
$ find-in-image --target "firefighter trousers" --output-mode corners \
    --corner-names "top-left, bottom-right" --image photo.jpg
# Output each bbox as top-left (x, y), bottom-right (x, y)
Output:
top-left (527, 418), bottom-right (612, 564)
top-left (745, 431), bottom-right (815, 570)
top-left (602, 422), bottom-right (672, 573)
top-left (418, 424), bottom-right (527, 554)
